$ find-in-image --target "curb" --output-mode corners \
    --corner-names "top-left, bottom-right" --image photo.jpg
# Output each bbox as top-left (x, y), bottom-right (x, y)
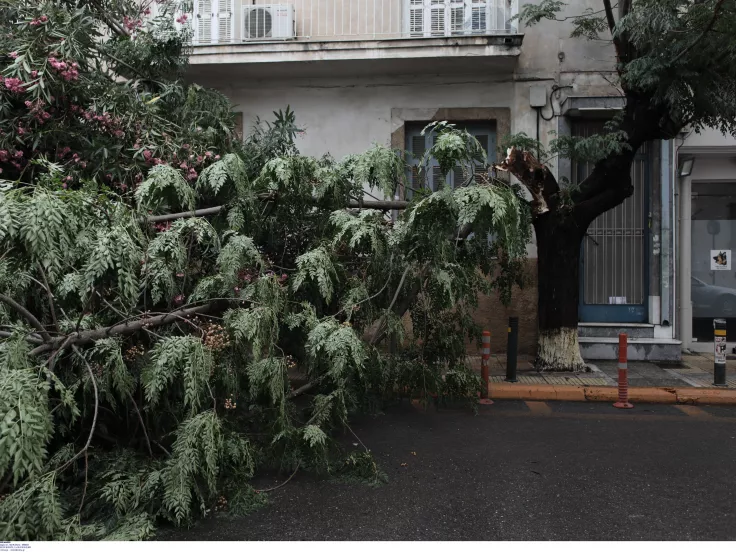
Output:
top-left (488, 383), bottom-right (736, 406)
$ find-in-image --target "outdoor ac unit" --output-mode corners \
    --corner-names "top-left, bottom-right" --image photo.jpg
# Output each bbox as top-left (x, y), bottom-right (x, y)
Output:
top-left (242, 4), bottom-right (294, 40)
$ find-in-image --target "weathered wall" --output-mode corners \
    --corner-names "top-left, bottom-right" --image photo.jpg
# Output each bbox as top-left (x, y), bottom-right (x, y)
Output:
top-left (471, 260), bottom-right (539, 355)
top-left (200, 0), bottom-right (626, 356)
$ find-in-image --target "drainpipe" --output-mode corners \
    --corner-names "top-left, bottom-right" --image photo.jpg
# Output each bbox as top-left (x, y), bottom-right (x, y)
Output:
top-left (671, 139), bottom-right (677, 336)
top-left (661, 140), bottom-right (672, 331)
top-left (678, 173), bottom-right (693, 350)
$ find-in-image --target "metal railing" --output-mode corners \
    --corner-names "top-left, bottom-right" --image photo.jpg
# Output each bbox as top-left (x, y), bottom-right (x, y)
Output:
top-left (189, 0), bottom-right (519, 45)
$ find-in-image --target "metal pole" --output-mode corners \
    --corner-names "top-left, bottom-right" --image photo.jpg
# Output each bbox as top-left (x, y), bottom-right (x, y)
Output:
top-left (714, 318), bottom-right (727, 386)
top-left (480, 330), bottom-right (493, 405)
top-left (505, 317), bottom-right (518, 382)
top-left (678, 175), bottom-right (693, 349)
top-left (613, 333), bottom-right (634, 409)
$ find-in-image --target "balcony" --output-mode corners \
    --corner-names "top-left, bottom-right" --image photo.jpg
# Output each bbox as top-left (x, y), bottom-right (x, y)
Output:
top-left (183, 0), bottom-right (523, 79)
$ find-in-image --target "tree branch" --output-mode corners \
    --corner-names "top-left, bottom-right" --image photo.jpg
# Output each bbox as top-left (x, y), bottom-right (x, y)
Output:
top-left (602, 0), bottom-right (623, 60)
top-left (36, 264), bottom-right (59, 333)
top-left (670, 0), bottom-right (726, 65)
top-left (494, 147), bottom-right (559, 217)
top-left (29, 303), bottom-right (214, 356)
top-left (60, 347), bottom-right (100, 473)
top-left (145, 199), bottom-right (411, 224)
top-left (0, 294), bottom-right (52, 342)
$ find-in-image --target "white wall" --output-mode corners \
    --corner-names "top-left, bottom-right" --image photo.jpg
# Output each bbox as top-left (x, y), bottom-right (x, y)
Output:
top-left (225, 74), bottom-right (519, 159)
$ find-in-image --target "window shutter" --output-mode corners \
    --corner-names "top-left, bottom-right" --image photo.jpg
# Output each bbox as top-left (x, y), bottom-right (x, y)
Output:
top-left (430, 0), bottom-right (446, 36)
top-left (218, 0), bottom-right (233, 43)
top-left (450, 1), bottom-right (465, 33)
top-left (410, 135), bottom-right (426, 189)
top-left (432, 166), bottom-right (445, 190)
top-left (409, 0), bottom-right (425, 36)
top-left (196, 0), bottom-right (213, 44)
top-left (473, 133), bottom-right (490, 181)
top-left (468, 0), bottom-right (489, 33)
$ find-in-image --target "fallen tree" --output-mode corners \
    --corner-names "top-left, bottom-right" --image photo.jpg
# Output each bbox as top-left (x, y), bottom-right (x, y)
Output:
top-left (0, 1), bottom-right (531, 539)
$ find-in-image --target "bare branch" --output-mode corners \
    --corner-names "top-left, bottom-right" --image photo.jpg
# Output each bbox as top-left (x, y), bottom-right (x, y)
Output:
top-left (36, 263), bottom-right (59, 333)
top-left (60, 347), bottom-right (100, 473)
top-left (0, 294), bottom-right (52, 342)
top-left (0, 330), bottom-right (44, 344)
top-left (131, 397), bottom-right (153, 458)
top-left (29, 303), bottom-right (215, 356)
top-left (145, 199), bottom-right (411, 224)
top-left (289, 382), bottom-right (315, 399)
top-left (494, 147), bottom-right (559, 217)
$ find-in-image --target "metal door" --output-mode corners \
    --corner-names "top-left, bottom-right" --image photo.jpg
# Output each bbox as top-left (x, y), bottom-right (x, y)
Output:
top-left (575, 121), bottom-right (650, 323)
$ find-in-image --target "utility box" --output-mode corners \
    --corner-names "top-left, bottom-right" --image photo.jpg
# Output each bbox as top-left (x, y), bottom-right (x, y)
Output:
top-left (530, 85), bottom-right (547, 108)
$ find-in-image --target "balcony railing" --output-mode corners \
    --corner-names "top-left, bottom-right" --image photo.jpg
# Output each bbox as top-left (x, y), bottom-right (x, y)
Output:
top-left (186, 0), bottom-right (519, 46)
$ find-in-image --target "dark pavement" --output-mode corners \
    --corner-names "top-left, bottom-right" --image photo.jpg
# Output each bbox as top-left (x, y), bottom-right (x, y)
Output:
top-left (165, 401), bottom-right (736, 541)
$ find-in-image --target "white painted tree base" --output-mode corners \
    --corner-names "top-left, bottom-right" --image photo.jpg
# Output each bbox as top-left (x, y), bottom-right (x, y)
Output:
top-left (535, 328), bottom-right (587, 372)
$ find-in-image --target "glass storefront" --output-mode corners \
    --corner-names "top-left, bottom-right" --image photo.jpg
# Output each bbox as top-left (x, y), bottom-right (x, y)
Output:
top-left (691, 181), bottom-right (736, 342)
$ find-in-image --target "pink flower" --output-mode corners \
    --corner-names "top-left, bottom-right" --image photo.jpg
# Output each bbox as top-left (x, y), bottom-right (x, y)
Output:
top-left (176, 14), bottom-right (188, 24)
top-left (174, 294), bottom-right (184, 304)
top-left (0, 150), bottom-right (8, 162)
top-left (9, 51), bottom-right (18, 59)
top-left (3, 77), bottom-right (25, 93)
top-left (215, 154), bottom-right (220, 160)
top-left (179, 162), bottom-right (187, 169)
top-left (176, 272), bottom-right (184, 278)
top-left (30, 70), bottom-right (37, 78)
top-left (205, 151), bottom-right (212, 158)
top-left (14, 150), bottom-right (23, 158)
top-left (40, 15), bottom-right (48, 22)
top-left (143, 150), bottom-right (152, 160)
top-left (182, 143), bottom-right (190, 150)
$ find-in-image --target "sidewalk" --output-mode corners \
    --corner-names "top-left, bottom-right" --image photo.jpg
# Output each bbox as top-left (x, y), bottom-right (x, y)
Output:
top-left (469, 351), bottom-right (736, 389)
top-left (467, 352), bottom-right (736, 405)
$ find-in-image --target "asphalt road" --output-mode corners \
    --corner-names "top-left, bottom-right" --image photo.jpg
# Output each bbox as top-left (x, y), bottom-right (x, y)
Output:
top-left (165, 400), bottom-right (736, 540)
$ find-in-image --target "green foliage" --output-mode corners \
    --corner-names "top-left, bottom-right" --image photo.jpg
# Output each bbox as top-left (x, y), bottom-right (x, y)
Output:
top-left (293, 247), bottom-right (339, 304)
top-left (0, 4), bottom-right (533, 541)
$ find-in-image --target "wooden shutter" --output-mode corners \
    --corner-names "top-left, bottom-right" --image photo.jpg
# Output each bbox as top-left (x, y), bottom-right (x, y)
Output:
top-left (218, 0), bottom-right (233, 43)
top-left (196, 0), bottom-right (213, 44)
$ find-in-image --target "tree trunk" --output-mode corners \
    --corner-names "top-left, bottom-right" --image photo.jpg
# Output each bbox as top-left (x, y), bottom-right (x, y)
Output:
top-left (534, 213), bottom-right (588, 372)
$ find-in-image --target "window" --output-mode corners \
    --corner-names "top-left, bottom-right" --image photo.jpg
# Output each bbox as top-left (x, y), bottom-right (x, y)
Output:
top-left (405, 121), bottom-right (497, 193)
top-left (406, 0), bottom-right (515, 36)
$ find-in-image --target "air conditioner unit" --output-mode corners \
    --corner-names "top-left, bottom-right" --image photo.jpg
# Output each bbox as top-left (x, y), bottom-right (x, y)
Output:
top-left (242, 4), bottom-right (294, 40)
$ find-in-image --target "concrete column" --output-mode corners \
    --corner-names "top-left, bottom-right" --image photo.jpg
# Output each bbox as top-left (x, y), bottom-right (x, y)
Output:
top-left (678, 174), bottom-right (693, 349)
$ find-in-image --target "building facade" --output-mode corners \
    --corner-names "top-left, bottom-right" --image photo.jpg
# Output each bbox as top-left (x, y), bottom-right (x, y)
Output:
top-left (677, 129), bottom-right (736, 354)
top-left (181, 0), bottom-right (705, 360)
